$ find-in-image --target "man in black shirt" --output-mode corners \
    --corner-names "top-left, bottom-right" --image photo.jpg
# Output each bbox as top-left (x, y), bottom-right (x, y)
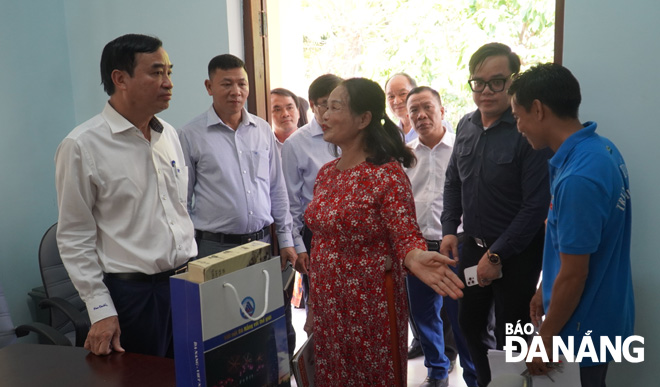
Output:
top-left (440, 43), bottom-right (551, 387)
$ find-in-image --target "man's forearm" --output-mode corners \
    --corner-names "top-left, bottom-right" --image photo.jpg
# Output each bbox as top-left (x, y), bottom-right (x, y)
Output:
top-left (540, 253), bottom-right (589, 338)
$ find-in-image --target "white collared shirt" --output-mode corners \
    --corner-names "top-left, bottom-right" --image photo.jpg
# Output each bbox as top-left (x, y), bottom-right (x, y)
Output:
top-left (55, 102), bottom-right (197, 324)
top-left (405, 131), bottom-right (462, 240)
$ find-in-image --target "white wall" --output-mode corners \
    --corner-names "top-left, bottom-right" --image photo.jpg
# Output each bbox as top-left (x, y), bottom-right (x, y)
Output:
top-left (563, 0), bottom-right (659, 383)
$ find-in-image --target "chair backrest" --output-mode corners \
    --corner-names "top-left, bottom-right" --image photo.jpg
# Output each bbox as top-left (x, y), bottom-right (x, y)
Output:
top-left (0, 281), bottom-right (17, 348)
top-left (38, 223), bottom-right (87, 344)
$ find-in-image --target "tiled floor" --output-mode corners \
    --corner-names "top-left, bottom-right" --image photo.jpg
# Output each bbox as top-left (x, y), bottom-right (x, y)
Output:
top-left (290, 306), bottom-right (469, 387)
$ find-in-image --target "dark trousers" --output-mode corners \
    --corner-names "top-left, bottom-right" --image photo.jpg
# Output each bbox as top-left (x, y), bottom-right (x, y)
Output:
top-left (443, 265), bottom-right (479, 387)
top-left (104, 275), bottom-right (173, 357)
top-left (458, 229), bottom-right (544, 387)
top-left (301, 225), bottom-right (314, 313)
top-left (196, 235), bottom-right (296, 358)
top-left (580, 363), bottom-right (609, 387)
top-left (409, 238), bottom-right (478, 385)
top-left (407, 274), bottom-right (451, 379)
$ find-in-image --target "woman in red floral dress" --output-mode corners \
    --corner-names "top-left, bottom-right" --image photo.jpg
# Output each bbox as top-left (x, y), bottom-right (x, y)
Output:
top-left (303, 78), bottom-right (464, 386)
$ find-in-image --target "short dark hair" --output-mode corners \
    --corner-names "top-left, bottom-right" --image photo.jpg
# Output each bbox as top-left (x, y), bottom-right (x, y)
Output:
top-left (384, 73), bottom-right (418, 90)
top-left (297, 96), bottom-right (310, 127)
top-left (100, 34), bottom-right (162, 96)
top-left (207, 54), bottom-right (246, 78)
top-left (469, 42), bottom-right (521, 76)
top-left (270, 88), bottom-right (299, 109)
top-left (341, 78), bottom-right (416, 168)
top-left (308, 74), bottom-right (343, 103)
top-left (508, 63), bottom-right (582, 119)
top-left (406, 86), bottom-right (443, 106)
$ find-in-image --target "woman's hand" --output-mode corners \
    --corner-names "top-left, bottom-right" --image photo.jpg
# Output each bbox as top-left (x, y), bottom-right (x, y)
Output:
top-left (404, 249), bottom-right (464, 299)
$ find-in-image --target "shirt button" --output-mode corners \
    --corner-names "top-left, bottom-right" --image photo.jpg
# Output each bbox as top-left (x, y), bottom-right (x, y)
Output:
top-left (249, 211), bottom-right (253, 215)
top-left (243, 170), bottom-right (247, 174)
top-left (247, 190), bottom-right (251, 194)
top-left (162, 195), bottom-right (167, 200)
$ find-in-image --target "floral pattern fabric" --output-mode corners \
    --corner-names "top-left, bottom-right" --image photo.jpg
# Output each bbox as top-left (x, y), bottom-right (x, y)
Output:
top-left (304, 159), bottom-right (427, 386)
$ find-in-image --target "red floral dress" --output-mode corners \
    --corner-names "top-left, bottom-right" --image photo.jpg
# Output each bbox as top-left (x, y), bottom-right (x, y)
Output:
top-left (304, 159), bottom-right (427, 386)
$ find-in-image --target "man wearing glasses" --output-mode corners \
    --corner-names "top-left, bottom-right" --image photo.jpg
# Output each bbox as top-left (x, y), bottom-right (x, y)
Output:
top-left (439, 43), bottom-right (551, 387)
top-left (281, 74), bottom-right (343, 312)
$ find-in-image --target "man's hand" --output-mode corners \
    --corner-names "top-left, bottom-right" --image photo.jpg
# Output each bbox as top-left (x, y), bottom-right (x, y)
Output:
top-left (476, 253), bottom-right (502, 287)
top-left (529, 286), bottom-right (545, 328)
top-left (295, 252), bottom-right (309, 275)
top-left (526, 335), bottom-right (553, 375)
top-left (84, 316), bottom-right (124, 356)
top-left (439, 234), bottom-right (459, 261)
top-left (405, 249), bottom-right (464, 299)
top-left (280, 247), bottom-right (297, 270)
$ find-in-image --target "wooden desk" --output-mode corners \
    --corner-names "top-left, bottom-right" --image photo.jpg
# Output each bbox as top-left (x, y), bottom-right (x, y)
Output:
top-left (0, 343), bottom-right (175, 386)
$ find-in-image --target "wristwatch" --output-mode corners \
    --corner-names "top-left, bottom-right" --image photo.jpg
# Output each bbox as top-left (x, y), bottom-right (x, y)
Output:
top-left (487, 251), bottom-right (501, 265)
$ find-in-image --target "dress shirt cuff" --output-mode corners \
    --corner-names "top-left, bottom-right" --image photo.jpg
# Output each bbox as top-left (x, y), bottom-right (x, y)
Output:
top-left (276, 233), bottom-right (294, 249)
top-left (489, 238), bottom-right (514, 260)
top-left (442, 222), bottom-right (460, 238)
top-left (85, 294), bottom-right (118, 325)
top-left (293, 234), bottom-right (307, 254)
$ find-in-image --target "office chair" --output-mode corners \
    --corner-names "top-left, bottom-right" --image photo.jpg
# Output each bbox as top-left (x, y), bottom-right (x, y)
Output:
top-left (38, 223), bottom-right (90, 347)
top-left (0, 280), bottom-right (71, 348)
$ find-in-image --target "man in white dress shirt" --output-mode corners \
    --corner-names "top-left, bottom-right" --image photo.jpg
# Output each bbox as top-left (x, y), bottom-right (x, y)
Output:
top-left (405, 87), bottom-right (477, 387)
top-left (55, 34), bottom-right (197, 357)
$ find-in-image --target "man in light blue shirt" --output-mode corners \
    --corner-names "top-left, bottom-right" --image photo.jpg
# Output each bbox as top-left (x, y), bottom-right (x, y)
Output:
top-left (179, 54), bottom-right (296, 266)
top-left (281, 74), bottom-right (342, 290)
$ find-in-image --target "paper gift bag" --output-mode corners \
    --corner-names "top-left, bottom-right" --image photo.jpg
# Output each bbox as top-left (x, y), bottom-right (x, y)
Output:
top-left (170, 257), bottom-right (291, 387)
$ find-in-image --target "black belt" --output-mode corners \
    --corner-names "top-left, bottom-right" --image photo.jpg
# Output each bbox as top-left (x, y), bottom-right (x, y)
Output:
top-left (195, 226), bottom-right (269, 245)
top-left (104, 263), bottom-right (188, 283)
top-left (426, 239), bottom-right (441, 252)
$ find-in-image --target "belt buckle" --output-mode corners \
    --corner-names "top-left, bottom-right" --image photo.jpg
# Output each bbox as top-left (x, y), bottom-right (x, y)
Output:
top-left (426, 240), bottom-right (440, 252)
top-left (474, 237), bottom-right (487, 248)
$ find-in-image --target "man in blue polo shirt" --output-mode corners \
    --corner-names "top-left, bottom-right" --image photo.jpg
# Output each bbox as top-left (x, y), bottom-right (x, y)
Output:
top-left (509, 63), bottom-right (634, 387)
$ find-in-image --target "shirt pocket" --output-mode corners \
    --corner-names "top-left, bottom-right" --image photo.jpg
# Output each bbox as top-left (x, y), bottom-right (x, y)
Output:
top-left (253, 150), bottom-right (270, 181)
top-left (484, 147), bottom-right (516, 184)
top-left (455, 144), bottom-right (474, 180)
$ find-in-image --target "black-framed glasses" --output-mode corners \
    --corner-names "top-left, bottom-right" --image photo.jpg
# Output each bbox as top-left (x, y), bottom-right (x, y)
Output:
top-left (467, 76), bottom-right (512, 93)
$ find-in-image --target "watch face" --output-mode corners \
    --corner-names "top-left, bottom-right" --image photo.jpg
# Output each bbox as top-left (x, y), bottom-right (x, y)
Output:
top-left (489, 253), bottom-right (500, 264)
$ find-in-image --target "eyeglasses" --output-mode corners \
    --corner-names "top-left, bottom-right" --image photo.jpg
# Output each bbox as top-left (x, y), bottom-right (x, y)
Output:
top-left (467, 75), bottom-right (512, 93)
top-left (315, 102), bottom-right (329, 110)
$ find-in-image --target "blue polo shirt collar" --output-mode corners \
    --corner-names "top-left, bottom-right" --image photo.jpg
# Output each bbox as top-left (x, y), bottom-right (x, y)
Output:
top-left (549, 121), bottom-right (597, 169)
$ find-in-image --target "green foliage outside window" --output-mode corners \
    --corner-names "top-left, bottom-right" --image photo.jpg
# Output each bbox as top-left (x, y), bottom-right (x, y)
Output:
top-left (300, 0), bottom-right (554, 126)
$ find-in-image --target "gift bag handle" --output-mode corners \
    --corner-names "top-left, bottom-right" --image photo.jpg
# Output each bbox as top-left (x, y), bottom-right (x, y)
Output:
top-left (223, 269), bottom-right (270, 322)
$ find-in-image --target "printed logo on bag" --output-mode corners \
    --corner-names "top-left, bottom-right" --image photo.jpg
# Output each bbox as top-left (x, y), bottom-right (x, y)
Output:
top-left (240, 296), bottom-right (256, 319)
top-left (503, 321), bottom-right (644, 363)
